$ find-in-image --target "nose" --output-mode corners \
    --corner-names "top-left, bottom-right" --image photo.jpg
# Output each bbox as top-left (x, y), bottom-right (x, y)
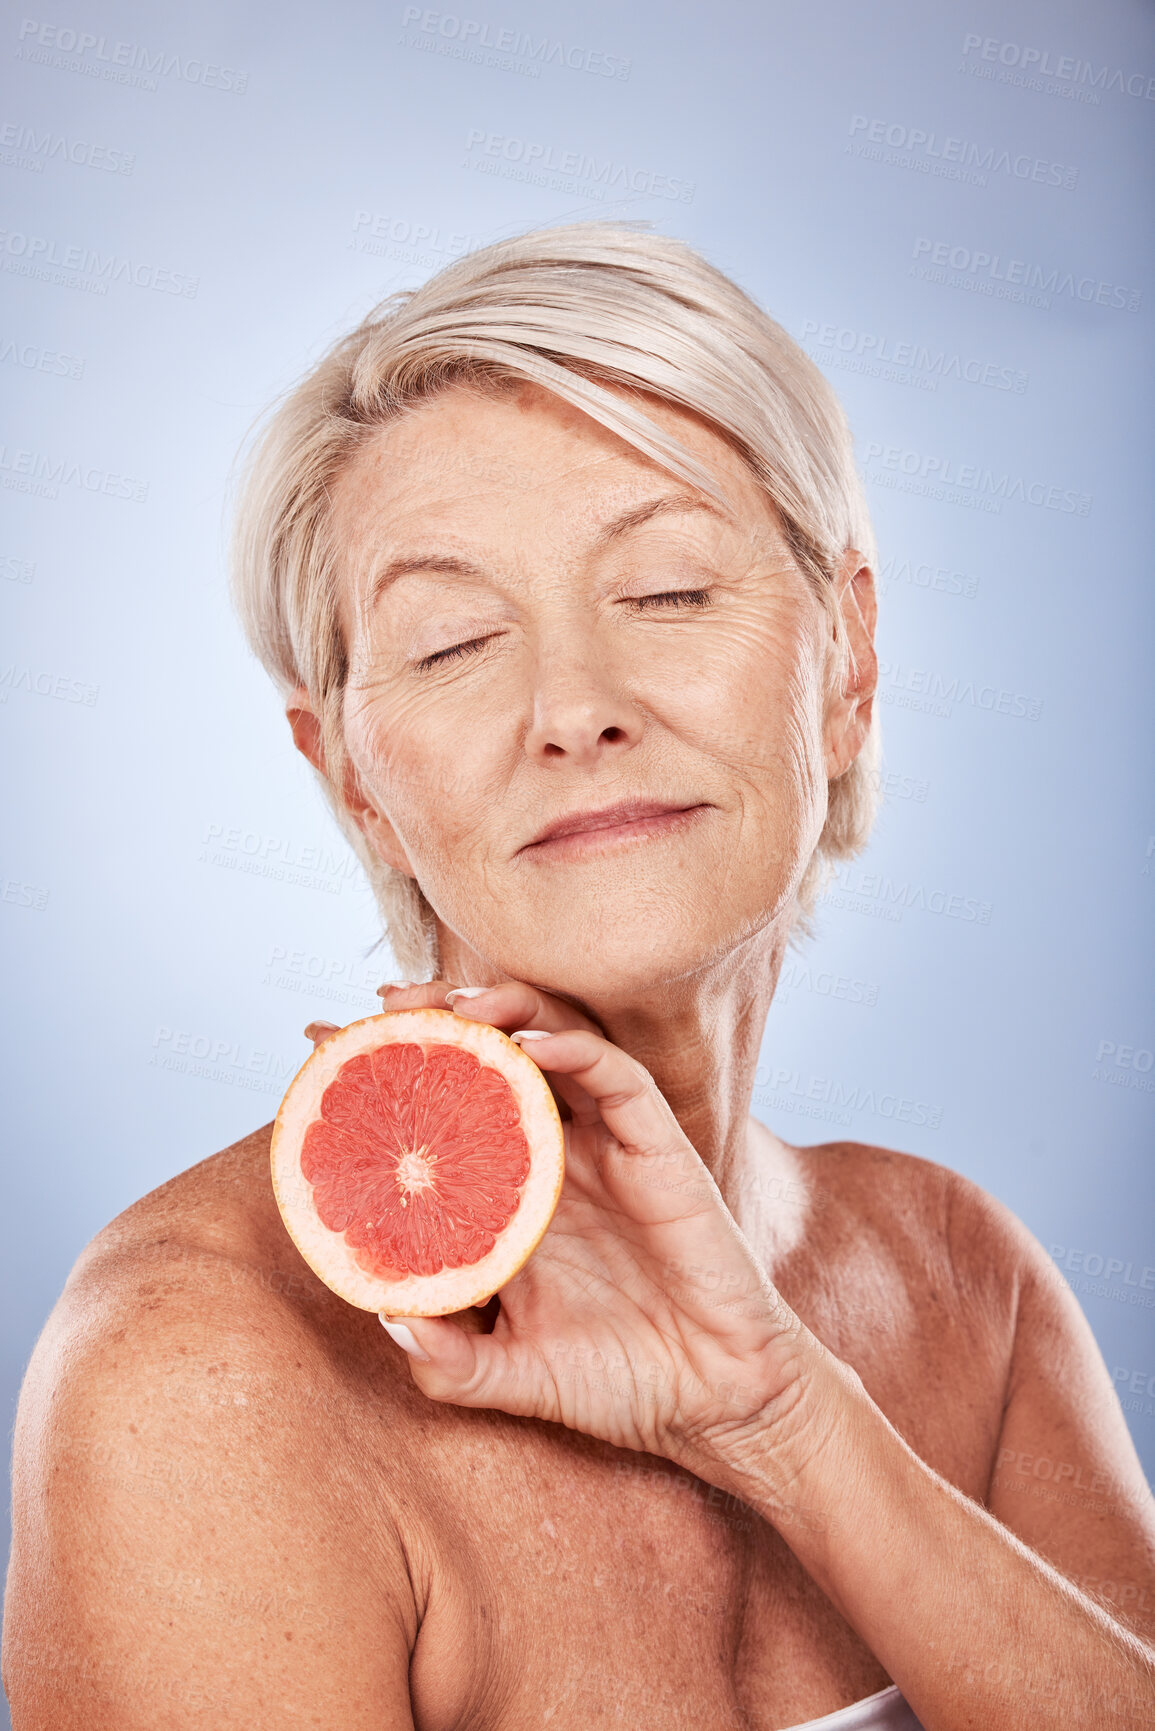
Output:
top-left (523, 639), bottom-right (644, 767)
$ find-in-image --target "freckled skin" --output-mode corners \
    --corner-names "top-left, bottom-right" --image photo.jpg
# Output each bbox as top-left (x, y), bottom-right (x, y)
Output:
top-left (6, 385), bottom-right (1153, 1731)
top-left (331, 384), bottom-right (836, 1022)
top-left (311, 382), bottom-right (873, 1197)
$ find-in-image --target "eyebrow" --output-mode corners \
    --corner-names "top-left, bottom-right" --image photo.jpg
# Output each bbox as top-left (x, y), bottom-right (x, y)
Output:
top-left (596, 492), bottom-right (730, 542)
top-left (365, 493), bottom-right (730, 607)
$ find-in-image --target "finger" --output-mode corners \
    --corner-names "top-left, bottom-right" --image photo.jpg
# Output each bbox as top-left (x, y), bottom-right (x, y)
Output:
top-left (376, 980), bottom-right (452, 1009)
top-left (443, 981), bottom-right (605, 1121)
top-left (444, 979), bottom-right (603, 1038)
top-left (378, 1312), bottom-right (525, 1412)
top-left (374, 980), bottom-right (592, 1120)
top-left (304, 1021), bottom-right (341, 1049)
top-left (509, 1029), bottom-right (716, 1219)
top-left (508, 1034), bottom-right (779, 1347)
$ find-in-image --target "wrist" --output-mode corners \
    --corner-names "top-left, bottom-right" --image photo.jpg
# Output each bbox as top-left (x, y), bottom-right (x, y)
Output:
top-left (681, 1335), bottom-right (868, 1548)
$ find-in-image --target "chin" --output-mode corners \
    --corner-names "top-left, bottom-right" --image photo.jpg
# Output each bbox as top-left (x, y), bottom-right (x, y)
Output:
top-left (479, 891), bottom-right (790, 1007)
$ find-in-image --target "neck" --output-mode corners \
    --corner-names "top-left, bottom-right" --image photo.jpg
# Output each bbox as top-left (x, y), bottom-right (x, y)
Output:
top-left (434, 912), bottom-right (804, 1244)
top-left (593, 920), bottom-right (789, 1198)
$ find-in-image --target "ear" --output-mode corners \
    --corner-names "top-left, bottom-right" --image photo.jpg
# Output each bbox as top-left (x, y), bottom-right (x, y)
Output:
top-left (285, 684), bottom-right (418, 880)
top-left (286, 684), bottom-right (328, 777)
top-left (822, 549), bottom-right (878, 781)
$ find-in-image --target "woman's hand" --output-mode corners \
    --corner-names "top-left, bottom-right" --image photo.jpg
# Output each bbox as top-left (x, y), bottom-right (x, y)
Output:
top-left (311, 979), bottom-right (844, 1490)
top-left (303, 988), bottom-right (1155, 1731)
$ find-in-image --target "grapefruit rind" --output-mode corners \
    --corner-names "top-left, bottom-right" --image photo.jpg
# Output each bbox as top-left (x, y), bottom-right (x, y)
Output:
top-left (270, 1009), bottom-right (565, 1317)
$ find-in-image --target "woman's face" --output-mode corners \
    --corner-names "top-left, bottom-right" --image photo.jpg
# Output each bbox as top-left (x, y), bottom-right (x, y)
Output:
top-left (325, 382), bottom-right (866, 1007)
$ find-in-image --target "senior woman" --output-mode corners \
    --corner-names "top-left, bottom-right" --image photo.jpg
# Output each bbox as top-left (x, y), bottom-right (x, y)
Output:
top-left (5, 225), bottom-right (1154, 1731)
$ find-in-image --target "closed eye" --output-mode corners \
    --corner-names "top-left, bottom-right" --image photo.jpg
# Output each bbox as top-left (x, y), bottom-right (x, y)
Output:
top-left (417, 590), bottom-right (711, 669)
top-left (416, 635), bottom-right (494, 672)
top-left (626, 589), bottom-right (712, 610)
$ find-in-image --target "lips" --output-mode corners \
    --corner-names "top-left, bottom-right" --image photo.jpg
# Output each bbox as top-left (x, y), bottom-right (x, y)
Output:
top-left (524, 799), bottom-right (702, 849)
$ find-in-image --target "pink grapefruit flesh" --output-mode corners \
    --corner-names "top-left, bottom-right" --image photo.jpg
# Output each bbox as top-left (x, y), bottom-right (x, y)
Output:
top-left (271, 1009), bottom-right (565, 1316)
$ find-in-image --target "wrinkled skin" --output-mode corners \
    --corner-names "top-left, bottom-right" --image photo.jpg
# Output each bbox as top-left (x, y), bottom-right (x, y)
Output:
top-left (316, 977), bottom-right (842, 1508)
top-left (269, 385), bottom-right (1155, 1731)
top-left (290, 380), bottom-right (876, 1207)
top-left (8, 380), bottom-right (1154, 1731)
top-left (289, 379), bottom-right (877, 1489)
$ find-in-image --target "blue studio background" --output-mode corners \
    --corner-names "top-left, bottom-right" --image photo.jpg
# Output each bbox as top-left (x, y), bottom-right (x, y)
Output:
top-left (2, 0), bottom-right (1153, 1691)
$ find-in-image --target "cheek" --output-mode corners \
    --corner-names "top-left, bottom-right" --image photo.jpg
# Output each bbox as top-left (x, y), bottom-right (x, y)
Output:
top-left (679, 613), bottom-right (831, 887)
top-left (762, 648), bottom-right (830, 849)
top-left (672, 607), bottom-right (827, 787)
top-left (341, 676), bottom-right (501, 852)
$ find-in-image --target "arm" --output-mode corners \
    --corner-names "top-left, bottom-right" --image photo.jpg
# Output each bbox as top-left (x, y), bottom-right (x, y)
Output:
top-left (697, 1186), bottom-right (1155, 1729)
top-left (3, 1242), bottom-right (418, 1730)
top-left (982, 1214), bottom-right (1155, 1647)
top-left (378, 979), bottom-right (1155, 1731)
top-left (706, 1329), bottom-right (1155, 1730)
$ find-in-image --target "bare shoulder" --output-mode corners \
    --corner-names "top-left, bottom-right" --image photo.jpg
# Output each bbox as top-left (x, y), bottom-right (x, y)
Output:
top-left (819, 1153), bottom-right (1155, 1632)
top-left (791, 1134), bottom-right (1046, 1301)
top-left (68, 1119), bottom-right (302, 1291)
top-left (776, 1138), bottom-right (1155, 1640)
top-left (10, 1119), bottom-right (422, 1500)
top-left (768, 1136), bottom-right (1052, 1491)
top-left (3, 1124), bottom-right (420, 1729)
top-left (19, 1122), bottom-right (356, 1435)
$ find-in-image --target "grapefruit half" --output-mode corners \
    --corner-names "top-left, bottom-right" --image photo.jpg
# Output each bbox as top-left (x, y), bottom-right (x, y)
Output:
top-left (271, 1009), bottom-right (565, 1316)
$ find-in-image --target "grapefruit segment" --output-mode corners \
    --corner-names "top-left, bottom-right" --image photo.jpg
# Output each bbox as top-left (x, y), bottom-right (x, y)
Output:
top-left (271, 1009), bottom-right (565, 1315)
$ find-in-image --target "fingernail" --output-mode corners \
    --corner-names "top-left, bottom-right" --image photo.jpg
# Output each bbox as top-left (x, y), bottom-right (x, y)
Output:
top-left (379, 1317), bottom-right (431, 1360)
top-left (446, 986), bottom-right (492, 1003)
top-left (378, 981), bottom-right (417, 995)
top-left (510, 1028), bottom-right (553, 1042)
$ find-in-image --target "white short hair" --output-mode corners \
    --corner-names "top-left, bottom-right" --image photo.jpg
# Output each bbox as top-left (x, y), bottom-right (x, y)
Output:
top-left (231, 220), bottom-right (881, 979)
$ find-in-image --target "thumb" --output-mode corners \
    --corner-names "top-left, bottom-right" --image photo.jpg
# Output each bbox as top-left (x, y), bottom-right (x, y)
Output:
top-left (379, 1312), bottom-right (497, 1404)
top-left (304, 1021), bottom-right (341, 1050)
